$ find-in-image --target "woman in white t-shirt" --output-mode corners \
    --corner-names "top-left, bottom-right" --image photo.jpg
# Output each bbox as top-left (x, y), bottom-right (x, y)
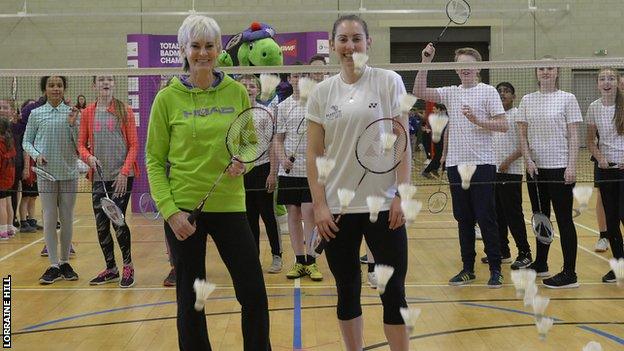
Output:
top-left (414, 44), bottom-right (508, 288)
top-left (306, 15), bottom-right (411, 351)
top-left (517, 57), bottom-right (582, 289)
top-left (586, 67), bottom-right (624, 283)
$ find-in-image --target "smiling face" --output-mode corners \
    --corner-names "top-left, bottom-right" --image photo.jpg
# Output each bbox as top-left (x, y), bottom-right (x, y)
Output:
top-left (44, 76), bottom-right (65, 105)
top-left (597, 69), bottom-right (618, 99)
top-left (536, 66), bottom-right (558, 89)
top-left (183, 38), bottom-right (220, 74)
top-left (455, 54), bottom-right (480, 85)
top-left (330, 20), bottom-right (371, 70)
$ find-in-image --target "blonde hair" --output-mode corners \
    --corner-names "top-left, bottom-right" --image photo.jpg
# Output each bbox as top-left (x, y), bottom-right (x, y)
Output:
top-left (454, 47), bottom-right (482, 62)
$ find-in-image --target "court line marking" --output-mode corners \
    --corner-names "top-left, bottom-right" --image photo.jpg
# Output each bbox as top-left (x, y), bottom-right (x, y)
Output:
top-left (0, 219), bottom-right (80, 262)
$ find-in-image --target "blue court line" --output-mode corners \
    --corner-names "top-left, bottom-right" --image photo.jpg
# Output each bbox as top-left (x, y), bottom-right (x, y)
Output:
top-left (293, 283), bottom-right (302, 350)
top-left (577, 326), bottom-right (624, 345)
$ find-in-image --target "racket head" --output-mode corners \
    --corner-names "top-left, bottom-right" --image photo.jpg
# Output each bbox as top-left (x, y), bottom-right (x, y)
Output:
top-left (295, 115), bottom-right (307, 136)
top-left (226, 106), bottom-right (275, 163)
top-left (428, 191), bottom-right (448, 213)
top-left (32, 166), bottom-right (56, 182)
top-left (446, 0), bottom-right (471, 24)
top-left (355, 118), bottom-right (408, 175)
top-left (101, 197), bottom-right (126, 226)
top-left (138, 192), bottom-right (161, 220)
top-left (531, 212), bottom-right (554, 245)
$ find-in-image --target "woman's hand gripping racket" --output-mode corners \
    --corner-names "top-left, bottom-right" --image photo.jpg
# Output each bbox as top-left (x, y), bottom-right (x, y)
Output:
top-left (424, 0), bottom-right (471, 57)
top-left (285, 116), bottom-right (306, 174)
top-left (312, 117), bottom-right (408, 256)
top-left (428, 168), bottom-right (448, 213)
top-left (187, 106), bottom-right (276, 224)
top-left (95, 164), bottom-right (126, 227)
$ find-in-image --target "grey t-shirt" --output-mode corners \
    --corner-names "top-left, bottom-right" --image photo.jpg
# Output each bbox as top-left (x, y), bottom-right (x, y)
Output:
top-left (93, 107), bottom-right (131, 181)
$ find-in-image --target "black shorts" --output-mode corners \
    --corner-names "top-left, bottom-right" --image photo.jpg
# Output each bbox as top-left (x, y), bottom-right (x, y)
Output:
top-left (277, 176), bottom-right (312, 205)
top-left (0, 190), bottom-right (12, 199)
top-left (22, 181), bottom-right (39, 197)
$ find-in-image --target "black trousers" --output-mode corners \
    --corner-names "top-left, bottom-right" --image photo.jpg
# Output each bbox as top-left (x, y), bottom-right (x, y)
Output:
top-left (244, 162), bottom-right (281, 256)
top-left (447, 164), bottom-right (502, 272)
top-left (596, 168), bottom-right (624, 260)
top-left (165, 212), bottom-right (271, 351)
top-left (526, 168), bottom-right (577, 273)
top-left (92, 177), bottom-right (133, 269)
top-left (324, 211), bottom-right (408, 324)
top-left (495, 173), bottom-right (531, 256)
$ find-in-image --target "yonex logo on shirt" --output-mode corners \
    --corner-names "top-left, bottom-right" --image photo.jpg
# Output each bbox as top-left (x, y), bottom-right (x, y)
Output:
top-left (182, 106), bottom-right (235, 118)
top-left (368, 102), bottom-right (378, 109)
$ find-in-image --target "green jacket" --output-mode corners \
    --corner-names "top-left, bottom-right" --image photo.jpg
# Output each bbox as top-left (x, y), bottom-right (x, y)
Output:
top-left (146, 75), bottom-right (252, 219)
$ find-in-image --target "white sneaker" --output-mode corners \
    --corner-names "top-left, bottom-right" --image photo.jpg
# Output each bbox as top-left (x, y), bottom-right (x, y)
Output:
top-left (475, 226), bottom-right (482, 240)
top-left (595, 237), bottom-right (609, 252)
top-left (367, 272), bottom-right (378, 288)
top-left (267, 255), bottom-right (283, 273)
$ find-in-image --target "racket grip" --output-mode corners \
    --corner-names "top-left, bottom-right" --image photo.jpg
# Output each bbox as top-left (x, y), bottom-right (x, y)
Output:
top-left (285, 155), bottom-right (296, 174)
top-left (187, 209), bottom-right (200, 225)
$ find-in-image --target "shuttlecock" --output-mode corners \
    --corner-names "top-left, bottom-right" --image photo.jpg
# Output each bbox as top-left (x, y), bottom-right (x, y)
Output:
top-left (572, 185), bottom-right (593, 212)
top-left (582, 341), bottom-right (603, 351)
top-left (458, 164), bottom-right (477, 190)
top-left (316, 156), bottom-right (336, 185)
top-left (511, 269), bottom-right (537, 298)
top-left (398, 183), bottom-right (417, 200)
top-left (193, 278), bottom-right (216, 311)
top-left (259, 74), bottom-right (281, 101)
top-left (523, 282), bottom-right (538, 307)
top-left (399, 93), bottom-right (418, 115)
top-left (337, 188), bottom-right (355, 213)
top-left (374, 264), bottom-right (395, 295)
top-left (429, 112), bottom-right (449, 143)
top-left (609, 257), bottom-right (624, 287)
top-left (366, 196), bottom-right (385, 223)
top-left (298, 77), bottom-right (317, 105)
top-left (399, 307), bottom-right (421, 335)
top-left (401, 199), bottom-right (422, 225)
top-left (352, 52), bottom-right (368, 74)
top-left (535, 317), bottom-right (554, 341)
top-left (380, 132), bottom-right (397, 152)
top-left (532, 295), bottom-right (550, 320)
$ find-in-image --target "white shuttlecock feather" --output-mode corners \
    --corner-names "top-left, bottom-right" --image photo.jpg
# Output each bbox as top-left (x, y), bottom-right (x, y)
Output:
top-left (458, 164), bottom-right (477, 190)
top-left (380, 132), bottom-right (397, 152)
top-left (428, 112), bottom-right (449, 143)
top-left (399, 93), bottom-right (418, 115)
top-left (535, 317), bottom-right (554, 341)
top-left (511, 269), bottom-right (537, 298)
top-left (259, 74), bottom-right (281, 101)
top-left (401, 199), bottom-right (422, 225)
top-left (366, 196), bottom-right (385, 223)
top-left (352, 52), bottom-right (368, 74)
top-left (193, 278), bottom-right (216, 311)
top-left (399, 307), bottom-right (421, 335)
top-left (573, 185), bottom-right (593, 211)
top-left (374, 264), bottom-right (395, 295)
top-left (532, 295), bottom-right (550, 320)
top-left (582, 341), bottom-right (603, 351)
top-left (298, 77), bottom-right (317, 105)
top-left (523, 282), bottom-right (538, 307)
top-left (316, 156), bottom-right (336, 185)
top-left (337, 188), bottom-right (355, 213)
top-left (609, 257), bottom-right (624, 287)
top-left (398, 183), bottom-right (417, 200)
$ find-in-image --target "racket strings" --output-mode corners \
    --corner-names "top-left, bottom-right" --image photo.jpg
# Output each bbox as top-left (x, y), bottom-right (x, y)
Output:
top-left (226, 107), bottom-right (275, 163)
top-left (356, 119), bottom-right (408, 174)
top-left (447, 0), bottom-right (471, 24)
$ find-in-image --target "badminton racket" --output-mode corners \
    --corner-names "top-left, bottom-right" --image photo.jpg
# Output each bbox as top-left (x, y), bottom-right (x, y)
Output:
top-left (31, 166), bottom-right (56, 182)
top-left (188, 106), bottom-right (276, 224)
top-left (314, 117), bottom-right (408, 255)
top-left (139, 192), bottom-right (162, 220)
top-left (427, 168), bottom-right (448, 213)
top-left (424, 0), bottom-right (471, 57)
top-left (530, 174), bottom-right (554, 245)
top-left (95, 164), bottom-right (126, 227)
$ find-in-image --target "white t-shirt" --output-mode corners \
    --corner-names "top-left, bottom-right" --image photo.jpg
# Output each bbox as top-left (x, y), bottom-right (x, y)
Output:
top-left (493, 107), bottom-right (523, 175)
top-left (436, 83), bottom-right (506, 167)
top-left (517, 90), bottom-right (583, 168)
top-left (307, 66), bottom-right (406, 214)
top-left (586, 98), bottom-right (624, 164)
top-left (277, 96), bottom-right (307, 177)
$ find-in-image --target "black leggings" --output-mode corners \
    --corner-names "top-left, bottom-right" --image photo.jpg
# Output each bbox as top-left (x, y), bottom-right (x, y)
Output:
top-left (324, 211), bottom-right (407, 324)
top-left (244, 162), bottom-right (281, 256)
top-left (495, 173), bottom-right (531, 256)
top-left (92, 177), bottom-right (133, 269)
top-left (597, 168), bottom-right (624, 260)
top-left (526, 168), bottom-right (577, 273)
top-left (165, 211), bottom-right (271, 351)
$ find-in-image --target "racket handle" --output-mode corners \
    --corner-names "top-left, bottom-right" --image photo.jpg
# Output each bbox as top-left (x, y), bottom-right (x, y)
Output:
top-left (314, 237), bottom-right (328, 255)
top-left (187, 209), bottom-right (200, 225)
top-left (285, 155), bottom-right (295, 174)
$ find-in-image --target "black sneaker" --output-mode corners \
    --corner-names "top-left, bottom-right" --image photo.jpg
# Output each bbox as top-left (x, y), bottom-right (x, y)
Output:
top-left (120, 265), bottom-right (135, 288)
top-left (449, 270), bottom-right (476, 286)
top-left (511, 252), bottom-right (533, 270)
top-left (39, 266), bottom-right (62, 285)
top-left (543, 270), bottom-right (579, 289)
top-left (19, 220), bottom-right (36, 233)
top-left (59, 263), bottom-right (79, 281)
top-left (27, 218), bottom-right (43, 230)
top-left (602, 270), bottom-right (616, 283)
top-left (89, 268), bottom-right (120, 285)
top-left (527, 262), bottom-right (550, 277)
top-left (488, 271), bottom-right (504, 289)
top-left (481, 255), bottom-right (512, 264)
